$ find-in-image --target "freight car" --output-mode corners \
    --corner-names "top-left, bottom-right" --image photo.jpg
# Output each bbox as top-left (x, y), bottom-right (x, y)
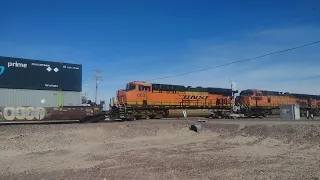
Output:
top-left (0, 106), bottom-right (106, 123)
top-left (109, 81), bottom-right (237, 120)
top-left (238, 89), bottom-right (320, 117)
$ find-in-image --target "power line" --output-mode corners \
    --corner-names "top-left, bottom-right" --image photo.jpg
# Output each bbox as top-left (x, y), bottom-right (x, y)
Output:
top-left (146, 40), bottom-right (320, 82)
top-left (100, 11), bottom-right (316, 84)
top-left (99, 22), bottom-right (290, 84)
top-left (99, 9), bottom-right (318, 87)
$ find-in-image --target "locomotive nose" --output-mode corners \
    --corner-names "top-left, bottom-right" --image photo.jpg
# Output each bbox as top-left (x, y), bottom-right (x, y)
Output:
top-left (117, 90), bottom-right (125, 95)
top-left (117, 90), bottom-right (127, 103)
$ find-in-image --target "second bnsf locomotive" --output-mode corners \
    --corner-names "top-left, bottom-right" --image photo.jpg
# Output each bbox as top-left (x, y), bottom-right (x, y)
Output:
top-left (109, 81), bottom-right (237, 120)
top-left (239, 89), bottom-right (320, 116)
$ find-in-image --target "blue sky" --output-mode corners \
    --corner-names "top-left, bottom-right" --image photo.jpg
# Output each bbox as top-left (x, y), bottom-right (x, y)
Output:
top-left (1, 0), bottom-right (320, 102)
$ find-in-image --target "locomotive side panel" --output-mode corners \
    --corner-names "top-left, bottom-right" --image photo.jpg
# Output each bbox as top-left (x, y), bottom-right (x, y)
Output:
top-left (120, 82), bottom-right (232, 108)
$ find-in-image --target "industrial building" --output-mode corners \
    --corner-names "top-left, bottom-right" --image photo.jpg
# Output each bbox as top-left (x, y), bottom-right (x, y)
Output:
top-left (0, 56), bottom-right (82, 107)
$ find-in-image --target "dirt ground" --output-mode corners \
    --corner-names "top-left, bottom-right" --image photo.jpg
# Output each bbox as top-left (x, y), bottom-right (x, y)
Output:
top-left (0, 119), bottom-right (320, 180)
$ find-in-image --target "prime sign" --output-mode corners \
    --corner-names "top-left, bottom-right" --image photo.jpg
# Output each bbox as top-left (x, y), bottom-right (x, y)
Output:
top-left (0, 107), bottom-right (46, 121)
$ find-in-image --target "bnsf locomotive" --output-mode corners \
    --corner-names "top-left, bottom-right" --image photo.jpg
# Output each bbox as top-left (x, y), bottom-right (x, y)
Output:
top-left (109, 81), bottom-right (236, 120)
top-left (239, 89), bottom-right (320, 116)
top-left (109, 81), bottom-right (320, 120)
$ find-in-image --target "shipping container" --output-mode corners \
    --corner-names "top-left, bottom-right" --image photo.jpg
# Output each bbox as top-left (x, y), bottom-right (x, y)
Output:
top-left (0, 56), bottom-right (82, 92)
top-left (0, 88), bottom-right (81, 107)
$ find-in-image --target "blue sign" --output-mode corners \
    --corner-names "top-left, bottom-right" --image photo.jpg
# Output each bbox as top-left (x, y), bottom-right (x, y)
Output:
top-left (0, 66), bottom-right (4, 75)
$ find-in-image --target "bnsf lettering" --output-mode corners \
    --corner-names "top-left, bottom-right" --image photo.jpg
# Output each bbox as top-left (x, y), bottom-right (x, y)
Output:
top-left (183, 95), bottom-right (209, 100)
top-left (1, 107), bottom-right (46, 121)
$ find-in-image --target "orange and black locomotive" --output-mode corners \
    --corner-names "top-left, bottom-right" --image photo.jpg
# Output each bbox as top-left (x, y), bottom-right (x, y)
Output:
top-left (109, 81), bottom-right (236, 120)
top-left (239, 89), bottom-right (320, 116)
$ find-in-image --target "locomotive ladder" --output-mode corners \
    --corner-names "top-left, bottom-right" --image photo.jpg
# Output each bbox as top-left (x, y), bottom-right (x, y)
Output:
top-left (118, 103), bottom-right (133, 119)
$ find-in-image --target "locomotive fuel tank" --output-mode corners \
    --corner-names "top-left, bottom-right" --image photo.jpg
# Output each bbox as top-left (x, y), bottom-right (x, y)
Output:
top-left (167, 109), bottom-right (211, 118)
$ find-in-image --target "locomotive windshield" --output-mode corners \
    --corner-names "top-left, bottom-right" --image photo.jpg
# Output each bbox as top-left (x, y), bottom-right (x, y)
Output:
top-left (138, 85), bottom-right (151, 91)
top-left (240, 90), bottom-right (254, 96)
top-left (126, 83), bottom-right (136, 91)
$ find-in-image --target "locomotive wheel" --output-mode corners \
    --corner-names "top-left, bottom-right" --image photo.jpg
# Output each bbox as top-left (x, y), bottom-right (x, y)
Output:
top-left (121, 118), bottom-right (134, 121)
top-left (130, 117), bottom-right (136, 121)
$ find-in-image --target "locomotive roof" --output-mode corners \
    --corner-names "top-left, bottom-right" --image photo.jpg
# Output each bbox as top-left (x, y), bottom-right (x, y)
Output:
top-left (151, 83), bottom-right (232, 90)
top-left (242, 89), bottom-right (320, 99)
top-left (131, 81), bottom-right (238, 94)
top-left (151, 83), bottom-right (237, 96)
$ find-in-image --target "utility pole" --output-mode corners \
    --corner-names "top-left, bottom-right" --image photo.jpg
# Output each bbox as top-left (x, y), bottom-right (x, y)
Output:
top-left (84, 84), bottom-right (89, 104)
top-left (230, 79), bottom-right (237, 112)
top-left (93, 70), bottom-right (102, 105)
top-left (84, 84), bottom-right (88, 97)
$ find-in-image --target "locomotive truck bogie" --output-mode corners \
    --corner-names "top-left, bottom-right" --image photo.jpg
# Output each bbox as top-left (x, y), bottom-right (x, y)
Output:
top-left (108, 106), bottom-right (229, 120)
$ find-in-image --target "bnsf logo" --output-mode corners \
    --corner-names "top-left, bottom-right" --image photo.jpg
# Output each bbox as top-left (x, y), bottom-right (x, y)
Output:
top-left (0, 107), bottom-right (46, 121)
top-left (183, 95), bottom-right (209, 100)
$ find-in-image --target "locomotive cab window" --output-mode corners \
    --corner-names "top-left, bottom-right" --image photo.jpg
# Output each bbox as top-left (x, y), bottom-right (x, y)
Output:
top-left (139, 85), bottom-right (151, 91)
top-left (240, 91), bottom-right (254, 96)
top-left (126, 83), bottom-right (136, 91)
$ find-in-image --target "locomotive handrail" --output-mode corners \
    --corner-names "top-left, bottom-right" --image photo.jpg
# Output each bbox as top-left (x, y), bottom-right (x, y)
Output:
top-left (127, 100), bottom-right (233, 108)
